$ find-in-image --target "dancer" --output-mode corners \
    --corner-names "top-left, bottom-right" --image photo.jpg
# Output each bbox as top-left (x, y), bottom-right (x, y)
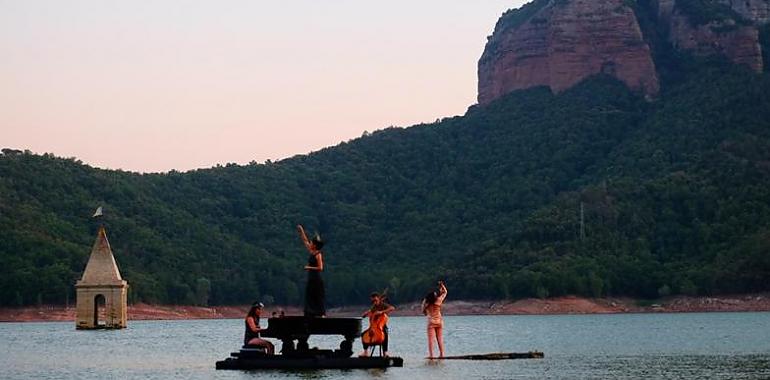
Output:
top-left (297, 224), bottom-right (325, 317)
top-left (422, 280), bottom-right (447, 358)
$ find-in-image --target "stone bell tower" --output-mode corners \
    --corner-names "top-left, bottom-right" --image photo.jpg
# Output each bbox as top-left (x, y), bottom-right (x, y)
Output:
top-left (75, 225), bottom-right (128, 329)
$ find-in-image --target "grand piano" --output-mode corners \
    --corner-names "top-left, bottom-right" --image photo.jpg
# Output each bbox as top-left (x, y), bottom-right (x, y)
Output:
top-left (216, 316), bottom-right (404, 370)
top-left (261, 316), bottom-right (361, 356)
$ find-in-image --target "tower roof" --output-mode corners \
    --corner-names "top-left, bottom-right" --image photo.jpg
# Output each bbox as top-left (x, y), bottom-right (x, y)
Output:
top-left (77, 226), bottom-right (125, 286)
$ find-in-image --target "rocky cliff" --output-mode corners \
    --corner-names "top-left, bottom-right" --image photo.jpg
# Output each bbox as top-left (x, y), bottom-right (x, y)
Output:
top-left (478, 0), bottom-right (660, 105)
top-left (658, 0), bottom-right (764, 72)
top-left (719, 0), bottom-right (770, 23)
top-left (478, 0), bottom-right (767, 105)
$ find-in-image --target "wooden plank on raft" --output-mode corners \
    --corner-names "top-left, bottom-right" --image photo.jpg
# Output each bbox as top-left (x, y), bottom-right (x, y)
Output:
top-left (436, 352), bottom-right (544, 360)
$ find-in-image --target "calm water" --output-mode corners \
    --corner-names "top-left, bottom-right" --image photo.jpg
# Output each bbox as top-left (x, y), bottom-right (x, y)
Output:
top-left (2, 313), bottom-right (770, 379)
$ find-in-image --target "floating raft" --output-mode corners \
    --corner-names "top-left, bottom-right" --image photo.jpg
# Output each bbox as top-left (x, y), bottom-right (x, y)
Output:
top-left (216, 348), bottom-right (403, 370)
top-left (216, 316), bottom-right (403, 370)
top-left (437, 352), bottom-right (544, 360)
top-left (216, 355), bottom-right (404, 370)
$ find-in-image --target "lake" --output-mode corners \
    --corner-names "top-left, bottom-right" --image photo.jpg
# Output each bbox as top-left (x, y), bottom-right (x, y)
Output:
top-left (2, 313), bottom-right (770, 379)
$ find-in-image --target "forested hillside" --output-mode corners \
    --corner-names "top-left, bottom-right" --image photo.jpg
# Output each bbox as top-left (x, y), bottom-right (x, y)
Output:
top-left (2, 55), bottom-right (769, 307)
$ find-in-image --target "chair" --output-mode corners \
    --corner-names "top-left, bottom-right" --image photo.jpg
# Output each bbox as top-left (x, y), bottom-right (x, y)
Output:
top-left (366, 343), bottom-right (385, 357)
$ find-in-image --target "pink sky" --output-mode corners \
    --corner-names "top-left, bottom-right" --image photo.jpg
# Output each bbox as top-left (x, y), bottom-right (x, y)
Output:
top-left (1, 1), bottom-right (526, 172)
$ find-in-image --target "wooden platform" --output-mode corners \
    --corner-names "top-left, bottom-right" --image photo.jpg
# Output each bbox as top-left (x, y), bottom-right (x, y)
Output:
top-left (216, 316), bottom-right (404, 370)
top-left (216, 355), bottom-right (404, 370)
top-left (435, 352), bottom-right (544, 360)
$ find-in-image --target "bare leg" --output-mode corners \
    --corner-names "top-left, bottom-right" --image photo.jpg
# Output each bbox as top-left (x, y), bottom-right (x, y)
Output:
top-left (359, 342), bottom-right (369, 357)
top-left (248, 338), bottom-right (275, 355)
top-left (427, 325), bottom-right (436, 358)
top-left (436, 325), bottom-right (444, 358)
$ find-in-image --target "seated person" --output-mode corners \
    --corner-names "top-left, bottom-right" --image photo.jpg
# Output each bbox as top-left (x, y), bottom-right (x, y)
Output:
top-left (244, 302), bottom-right (274, 355)
top-left (359, 292), bottom-right (395, 357)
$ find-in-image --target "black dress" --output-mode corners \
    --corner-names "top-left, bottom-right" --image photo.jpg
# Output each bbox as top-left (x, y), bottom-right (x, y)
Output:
top-left (244, 316), bottom-right (260, 345)
top-left (304, 253), bottom-right (325, 317)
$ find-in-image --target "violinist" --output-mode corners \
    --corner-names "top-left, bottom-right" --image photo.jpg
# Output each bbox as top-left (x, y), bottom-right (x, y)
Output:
top-left (359, 292), bottom-right (395, 357)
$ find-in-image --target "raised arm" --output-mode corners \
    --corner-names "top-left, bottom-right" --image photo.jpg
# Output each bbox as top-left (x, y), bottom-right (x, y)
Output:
top-left (297, 224), bottom-right (313, 251)
top-left (436, 282), bottom-right (448, 305)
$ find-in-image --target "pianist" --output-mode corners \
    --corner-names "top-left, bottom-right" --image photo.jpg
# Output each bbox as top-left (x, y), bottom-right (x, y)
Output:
top-left (244, 302), bottom-right (275, 355)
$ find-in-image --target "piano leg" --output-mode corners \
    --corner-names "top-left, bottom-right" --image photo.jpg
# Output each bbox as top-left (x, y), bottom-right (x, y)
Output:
top-left (338, 337), bottom-right (354, 358)
top-left (297, 337), bottom-right (310, 353)
top-left (280, 339), bottom-right (295, 355)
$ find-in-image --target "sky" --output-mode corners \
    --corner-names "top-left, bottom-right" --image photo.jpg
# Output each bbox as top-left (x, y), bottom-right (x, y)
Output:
top-left (1, 0), bottom-right (527, 173)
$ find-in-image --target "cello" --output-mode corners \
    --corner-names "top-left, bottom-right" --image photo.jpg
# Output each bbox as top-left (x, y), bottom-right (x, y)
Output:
top-left (361, 290), bottom-right (389, 346)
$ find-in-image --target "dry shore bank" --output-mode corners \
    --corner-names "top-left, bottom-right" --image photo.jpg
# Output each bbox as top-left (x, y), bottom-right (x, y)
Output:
top-left (2, 294), bottom-right (768, 323)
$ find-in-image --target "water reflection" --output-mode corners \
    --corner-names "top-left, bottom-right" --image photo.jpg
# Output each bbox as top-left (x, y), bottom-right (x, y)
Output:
top-left (1, 313), bottom-right (769, 379)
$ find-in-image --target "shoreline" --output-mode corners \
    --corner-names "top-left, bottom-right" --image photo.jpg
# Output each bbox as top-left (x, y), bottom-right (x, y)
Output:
top-left (1, 293), bottom-right (768, 323)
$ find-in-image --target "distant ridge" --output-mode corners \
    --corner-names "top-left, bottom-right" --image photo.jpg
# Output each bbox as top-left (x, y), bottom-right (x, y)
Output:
top-left (1, 1), bottom-right (770, 307)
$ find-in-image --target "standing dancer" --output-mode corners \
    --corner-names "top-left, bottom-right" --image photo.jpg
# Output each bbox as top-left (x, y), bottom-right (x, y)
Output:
top-left (297, 224), bottom-right (325, 317)
top-left (422, 280), bottom-right (447, 358)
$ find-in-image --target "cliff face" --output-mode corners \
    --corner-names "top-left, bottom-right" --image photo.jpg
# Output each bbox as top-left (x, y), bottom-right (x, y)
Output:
top-left (478, 0), bottom-right (660, 105)
top-left (658, 0), bottom-right (764, 72)
top-left (478, 0), bottom-right (766, 105)
top-left (718, 0), bottom-right (770, 24)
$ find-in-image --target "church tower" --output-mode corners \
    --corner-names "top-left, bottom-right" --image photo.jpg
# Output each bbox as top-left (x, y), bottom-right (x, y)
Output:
top-left (75, 226), bottom-right (128, 329)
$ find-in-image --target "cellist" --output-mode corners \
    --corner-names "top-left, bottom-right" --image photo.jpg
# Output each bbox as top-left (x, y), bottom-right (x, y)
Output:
top-left (359, 292), bottom-right (395, 357)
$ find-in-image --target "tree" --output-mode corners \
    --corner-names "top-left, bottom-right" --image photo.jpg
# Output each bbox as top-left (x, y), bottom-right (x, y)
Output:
top-left (196, 277), bottom-right (211, 307)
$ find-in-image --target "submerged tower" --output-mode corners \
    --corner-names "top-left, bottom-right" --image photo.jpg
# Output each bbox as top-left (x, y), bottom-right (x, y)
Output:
top-left (75, 225), bottom-right (128, 329)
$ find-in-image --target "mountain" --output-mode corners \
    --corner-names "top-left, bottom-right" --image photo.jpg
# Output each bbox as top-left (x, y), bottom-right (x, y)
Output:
top-left (478, 0), bottom-right (660, 104)
top-left (1, 0), bottom-right (770, 307)
top-left (478, 0), bottom-right (766, 105)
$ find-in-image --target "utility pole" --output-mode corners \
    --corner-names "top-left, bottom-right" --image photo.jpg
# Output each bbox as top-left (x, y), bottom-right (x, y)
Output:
top-left (580, 201), bottom-right (585, 241)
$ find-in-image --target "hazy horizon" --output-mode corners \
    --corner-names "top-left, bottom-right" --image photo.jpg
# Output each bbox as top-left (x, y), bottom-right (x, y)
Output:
top-left (1, 1), bottom-right (527, 173)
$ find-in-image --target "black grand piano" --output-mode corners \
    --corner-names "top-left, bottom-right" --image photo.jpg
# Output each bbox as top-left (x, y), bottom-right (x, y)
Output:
top-left (263, 316), bottom-right (361, 355)
top-left (216, 316), bottom-right (404, 370)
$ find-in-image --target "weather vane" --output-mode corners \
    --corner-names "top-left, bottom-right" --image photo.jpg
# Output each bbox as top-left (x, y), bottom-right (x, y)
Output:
top-left (92, 206), bottom-right (104, 228)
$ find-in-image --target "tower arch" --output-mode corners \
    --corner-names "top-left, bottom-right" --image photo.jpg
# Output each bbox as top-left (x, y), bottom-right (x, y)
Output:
top-left (75, 226), bottom-right (128, 329)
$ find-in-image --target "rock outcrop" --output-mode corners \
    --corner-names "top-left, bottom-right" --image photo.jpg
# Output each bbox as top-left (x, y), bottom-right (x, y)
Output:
top-left (718, 0), bottom-right (770, 24)
top-left (658, 0), bottom-right (764, 72)
top-left (478, 0), bottom-right (766, 105)
top-left (478, 0), bottom-right (660, 105)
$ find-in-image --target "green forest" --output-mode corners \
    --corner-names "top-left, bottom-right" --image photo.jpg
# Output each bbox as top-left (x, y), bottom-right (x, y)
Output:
top-left (2, 60), bottom-right (769, 307)
top-left (2, 0), bottom-right (770, 307)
